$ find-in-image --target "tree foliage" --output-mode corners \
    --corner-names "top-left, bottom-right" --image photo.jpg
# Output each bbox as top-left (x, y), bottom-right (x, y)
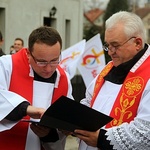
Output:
top-left (83, 25), bottom-right (102, 41)
top-left (83, 0), bottom-right (130, 63)
top-left (102, 0), bottom-right (129, 63)
top-left (103, 0), bottom-right (129, 22)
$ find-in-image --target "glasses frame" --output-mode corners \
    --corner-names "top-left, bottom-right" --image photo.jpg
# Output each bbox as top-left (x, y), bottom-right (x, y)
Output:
top-left (103, 37), bottom-right (136, 52)
top-left (30, 52), bottom-right (61, 67)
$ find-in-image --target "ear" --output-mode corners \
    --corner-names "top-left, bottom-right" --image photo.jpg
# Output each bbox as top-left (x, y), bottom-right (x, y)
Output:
top-left (135, 38), bottom-right (143, 51)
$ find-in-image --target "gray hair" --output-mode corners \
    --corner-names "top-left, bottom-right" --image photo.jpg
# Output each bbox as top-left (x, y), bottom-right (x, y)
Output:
top-left (105, 11), bottom-right (146, 46)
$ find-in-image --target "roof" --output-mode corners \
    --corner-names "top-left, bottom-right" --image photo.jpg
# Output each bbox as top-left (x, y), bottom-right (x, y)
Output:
top-left (84, 8), bottom-right (104, 23)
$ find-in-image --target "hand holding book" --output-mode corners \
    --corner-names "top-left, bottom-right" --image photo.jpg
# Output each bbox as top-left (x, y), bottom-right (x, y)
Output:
top-left (22, 96), bottom-right (113, 132)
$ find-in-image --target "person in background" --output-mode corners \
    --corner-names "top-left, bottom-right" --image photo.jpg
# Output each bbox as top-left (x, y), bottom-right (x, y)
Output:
top-left (74, 11), bottom-right (150, 150)
top-left (0, 31), bottom-right (5, 56)
top-left (0, 26), bottom-right (73, 150)
top-left (13, 37), bottom-right (24, 53)
top-left (10, 45), bottom-right (15, 54)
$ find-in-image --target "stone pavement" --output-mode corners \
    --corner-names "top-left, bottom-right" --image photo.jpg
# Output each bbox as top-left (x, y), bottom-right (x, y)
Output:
top-left (65, 135), bottom-right (78, 150)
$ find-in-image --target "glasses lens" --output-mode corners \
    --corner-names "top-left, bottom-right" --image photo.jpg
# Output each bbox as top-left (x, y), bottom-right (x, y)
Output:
top-left (31, 52), bottom-right (61, 67)
top-left (36, 62), bottom-right (47, 67)
top-left (103, 43), bottom-right (109, 51)
top-left (36, 61), bottom-right (60, 67)
top-left (50, 61), bottom-right (60, 66)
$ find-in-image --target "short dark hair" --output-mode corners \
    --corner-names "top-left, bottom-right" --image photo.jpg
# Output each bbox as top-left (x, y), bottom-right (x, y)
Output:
top-left (28, 26), bottom-right (62, 52)
top-left (15, 38), bottom-right (24, 46)
top-left (0, 31), bottom-right (3, 41)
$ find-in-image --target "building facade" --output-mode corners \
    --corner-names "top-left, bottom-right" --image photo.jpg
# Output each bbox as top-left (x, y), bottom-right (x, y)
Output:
top-left (0, 0), bottom-right (83, 54)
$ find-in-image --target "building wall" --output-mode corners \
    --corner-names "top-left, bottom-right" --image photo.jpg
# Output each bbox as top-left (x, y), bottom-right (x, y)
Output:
top-left (0, 0), bottom-right (83, 54)
top-left (143, 13), bottom-right (150, 43)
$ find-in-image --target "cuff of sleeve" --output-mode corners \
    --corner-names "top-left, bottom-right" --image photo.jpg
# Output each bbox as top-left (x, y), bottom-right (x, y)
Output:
top-left (5, 101), bottom-right (30, 121)
top-left (97, 129), bottom-right (113, 150)
top-left (19, 101), bottom-right (30, 117)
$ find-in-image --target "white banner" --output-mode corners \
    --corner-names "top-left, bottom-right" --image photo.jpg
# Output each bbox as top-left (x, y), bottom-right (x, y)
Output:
top-left (60, 40), bottom-right (86, 79)
top-left (77, 34), bottom-right (106, 87)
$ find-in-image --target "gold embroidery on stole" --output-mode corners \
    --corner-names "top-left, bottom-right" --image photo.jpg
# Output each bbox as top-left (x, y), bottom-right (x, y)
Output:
top-left (110, 76), bottom-right (144, 127)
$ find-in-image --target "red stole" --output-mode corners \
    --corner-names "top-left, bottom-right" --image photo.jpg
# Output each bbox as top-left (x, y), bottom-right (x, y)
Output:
top-left (0, 48), bottom-right (68, 150)
top-left (91, 55), bottom-right (150, 128)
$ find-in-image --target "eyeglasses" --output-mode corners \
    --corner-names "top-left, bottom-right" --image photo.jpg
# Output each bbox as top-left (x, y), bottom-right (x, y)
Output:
top-left (30, 52), bottom-right (61, 67)
top-left (103, 37), bottom-right (136, 52)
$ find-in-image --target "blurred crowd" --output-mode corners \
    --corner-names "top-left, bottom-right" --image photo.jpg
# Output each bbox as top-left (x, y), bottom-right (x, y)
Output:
top-left (0, 30), bottom-right (24, 56)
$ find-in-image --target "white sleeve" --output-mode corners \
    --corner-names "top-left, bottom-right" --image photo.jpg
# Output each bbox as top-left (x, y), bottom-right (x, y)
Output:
top-left (0, 55), bottom-right (28, 130)
top-left (105, 80), bottom-right (150, 150)
top-left (80, 75), bottom-right (98, 107)
top-left (106, 118), bottom-right (150, 150)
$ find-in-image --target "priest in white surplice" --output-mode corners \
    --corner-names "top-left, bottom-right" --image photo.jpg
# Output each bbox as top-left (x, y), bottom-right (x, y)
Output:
top-left (0, 26), bottom-right (73, 150)
top-left (74, 11), bottom-right (150, 150)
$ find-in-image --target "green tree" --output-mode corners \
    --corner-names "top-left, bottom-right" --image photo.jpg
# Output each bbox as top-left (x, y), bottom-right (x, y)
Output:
top-left (83, 0), bottom-right (130, 63)
top-left (104, 0), bottom-right (129, 21)
top-left (83, 25), bottom-right (102, 41)
top-left (102, 0), bottom-right (130, 63)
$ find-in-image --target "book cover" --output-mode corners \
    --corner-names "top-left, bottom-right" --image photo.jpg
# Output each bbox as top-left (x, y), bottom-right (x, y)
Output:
top-left (36, 96), bottom-right (113, 132)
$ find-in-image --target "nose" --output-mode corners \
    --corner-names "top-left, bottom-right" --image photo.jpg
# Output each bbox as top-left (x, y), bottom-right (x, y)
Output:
top-left (44, 63), bottom-right (53, 71)
top-left (108, 47), bottom-right (116, 55)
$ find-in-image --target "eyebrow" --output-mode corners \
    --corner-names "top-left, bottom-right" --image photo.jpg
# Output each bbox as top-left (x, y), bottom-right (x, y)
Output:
top-left (104, 41), bottom-right (120, 46)
top-left (36, 56), bottom-right (60, 62)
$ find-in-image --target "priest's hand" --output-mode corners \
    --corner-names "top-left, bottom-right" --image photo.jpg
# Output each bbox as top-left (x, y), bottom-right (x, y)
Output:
top-left (26, 105), bottom-right (45, 119)
top-left (30, 123), bottom-right (50, 137)
top-left (74, 129), bottom-right (100, 147)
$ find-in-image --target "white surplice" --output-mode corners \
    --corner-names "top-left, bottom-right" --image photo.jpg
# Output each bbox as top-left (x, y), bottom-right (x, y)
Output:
top-left (0, 55), bottom-right (73, 150)
top-left (78, 46), bottom-right (150, 150)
